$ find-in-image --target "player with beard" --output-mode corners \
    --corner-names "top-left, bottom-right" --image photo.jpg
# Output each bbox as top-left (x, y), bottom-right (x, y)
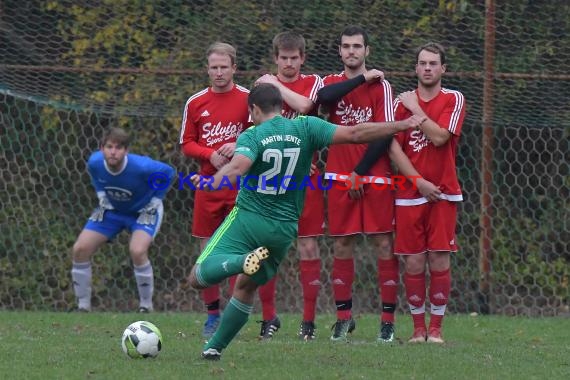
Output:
top-left (71, 127), bottom-right (175, 313)
top-left (388, 42), bottom-right (466, 343)
top-left (319, 25), bottom-right (399, 343)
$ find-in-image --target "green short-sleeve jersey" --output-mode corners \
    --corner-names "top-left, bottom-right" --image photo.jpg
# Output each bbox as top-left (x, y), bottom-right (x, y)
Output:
top-left (234, 115), bottom-right (337, 221)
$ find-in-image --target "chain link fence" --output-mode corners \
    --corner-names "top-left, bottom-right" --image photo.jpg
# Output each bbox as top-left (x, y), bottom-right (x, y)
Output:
top-left (1, 0), bottom-right (568, 315)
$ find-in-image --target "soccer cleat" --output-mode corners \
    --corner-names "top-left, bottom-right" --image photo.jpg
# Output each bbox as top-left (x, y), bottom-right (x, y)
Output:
top-left (258, 316), bottom-right (281, 340)
top-left (138, 306), bottom-right (151, 313)
top-left (243, 247), bottom-right (270, 275)
top-left (377, 321), bottom-right (395, 343)
top-left (330, 318), bottom-right (356, 342)
top-left (298, 320), bottom-right (317, 341)
top-left (201, 348), bottom-right (222, 361)
top-left (202, 314), bottom-right (221, 339)
top-left (427, 327), bottom-right (445, 344)
top-left (408, 327), bottom-right (427, 343)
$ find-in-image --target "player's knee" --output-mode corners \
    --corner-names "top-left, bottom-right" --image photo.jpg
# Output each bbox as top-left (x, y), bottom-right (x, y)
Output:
top-left (371, 234), bottom-right (393, 259)
top-left (298, 237), bottom-right (319, 260)
top-left (428, 255), bottom-right (450, 272)
top-left (188, 275), bottom-right (202, 289)
top-left (333, 236), bottom-right (354, 258)
top-left (129, 247), bottom-right (149, 264)
top-left (72, 241), bottom-right (93, 261)
top-left (404, 255), bottom-right (426, 274)
top-left (187, 266), bottom-right (205, 290)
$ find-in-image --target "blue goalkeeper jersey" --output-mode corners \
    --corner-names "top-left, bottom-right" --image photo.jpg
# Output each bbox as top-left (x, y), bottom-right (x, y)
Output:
top-left (87, 151), bottom-right (175, 215)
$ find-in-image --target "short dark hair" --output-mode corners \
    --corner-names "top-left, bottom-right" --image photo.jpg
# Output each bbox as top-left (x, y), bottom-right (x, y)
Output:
top-left (415, 42), bottom-right (446, 66)
top-left (272, 31), bottom-right (306, 57)
top-left (248, 84), bottom-right (283, 113)
top-left (340, 25), bottom-right (369, 47)
top-left (206, 42), bottom-right (237, 65)
top-left (101, 127), bottom-right (130, 148)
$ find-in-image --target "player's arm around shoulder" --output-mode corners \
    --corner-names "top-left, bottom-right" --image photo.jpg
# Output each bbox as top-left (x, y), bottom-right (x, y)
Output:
top-left (398, 90), bottom-right (455, 147)
top-left (331, 116), bottom-right (426, 145)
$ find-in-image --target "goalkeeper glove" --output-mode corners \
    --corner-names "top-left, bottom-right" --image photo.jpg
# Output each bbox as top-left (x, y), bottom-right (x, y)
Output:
top-left (89, 192), bottom-right (114, 222)
top-left (137, 197), bottom-right (162, 225)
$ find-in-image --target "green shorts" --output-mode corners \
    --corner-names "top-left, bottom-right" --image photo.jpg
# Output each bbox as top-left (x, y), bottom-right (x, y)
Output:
top-left (196, 206), bottom-right (297, 285)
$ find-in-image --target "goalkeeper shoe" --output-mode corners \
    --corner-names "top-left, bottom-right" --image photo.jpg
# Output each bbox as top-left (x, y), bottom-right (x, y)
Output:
top-left (377, 321), bottom-right (395, 343)
top-left (243, 247), bottom-right (269, 275)
top-left (408, 327), bottom-right (427, 343)
top-left (330, 318), bottom-right (356, 342)
top-left (258, 316), bottom-right (281, 340)
top-left (202, 314), bottom-right (221, 339)
top-left (427, 327), bottom-right (445, 344)
top-left (298, 320), bottom-right (316, 341)
top-left (68, 306), bottom-right (90, 313)
top-left (201, 348), bottom-right (222, 361)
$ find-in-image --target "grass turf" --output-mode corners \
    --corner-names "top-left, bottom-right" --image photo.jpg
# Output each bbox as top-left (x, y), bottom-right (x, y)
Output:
top-left (0, 312), bottom-right (568, 379)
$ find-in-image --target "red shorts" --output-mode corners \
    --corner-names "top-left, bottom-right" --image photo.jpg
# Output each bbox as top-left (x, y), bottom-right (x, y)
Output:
top-left (298, 173), bottom-right (325, 237)
top-left (393, 201), bottom-right (459, 255)
top-left (192, 188), bottom-right (237, 238)
top-left (327, 183), bottom-right (394, 236)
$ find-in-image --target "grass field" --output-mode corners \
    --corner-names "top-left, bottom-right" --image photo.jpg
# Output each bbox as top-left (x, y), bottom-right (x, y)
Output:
top-left (0, 312), bottom-right (568, 380)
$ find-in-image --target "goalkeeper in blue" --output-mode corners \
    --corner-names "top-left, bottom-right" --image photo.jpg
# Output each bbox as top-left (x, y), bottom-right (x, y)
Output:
top-left (187, 83), bottom-right (425, 360)
top-left (71, 127), bottom-right (175, 312)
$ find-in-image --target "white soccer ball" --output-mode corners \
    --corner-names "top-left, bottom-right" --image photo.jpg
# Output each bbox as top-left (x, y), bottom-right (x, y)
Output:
top-left (121, 320), bottom-right (163, 359)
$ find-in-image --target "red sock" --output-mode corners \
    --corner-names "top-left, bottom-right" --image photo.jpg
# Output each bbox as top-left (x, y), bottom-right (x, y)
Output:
top-left (258, 276), bottom-right (277, 320)
top-left (429, 268), bottom-right (451, 329)
top-left (378, 257), bottom-right (399, 323)
top-left (202, 285), bottom-right (220, 315)
top-left (332, 257), bottom-right (354, 320)
top-left (404, 271), bottom-right (426, 329)
top-left (300, 259), bottom-right (321, 322)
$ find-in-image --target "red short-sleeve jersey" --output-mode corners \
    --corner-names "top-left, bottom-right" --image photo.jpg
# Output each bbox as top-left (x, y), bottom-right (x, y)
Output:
top-left (279, 74), bottom-right (322, 118)
top-left (179, 84), bottom-right (251, 175)
top-left (323, 72), bottom-right (395, 178)
top-left (394, 88), bottom-right (466, 204)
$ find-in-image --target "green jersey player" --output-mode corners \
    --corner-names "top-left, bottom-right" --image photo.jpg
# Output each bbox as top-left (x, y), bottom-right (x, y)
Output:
top-left (188, 83), bottom-right (425, 360)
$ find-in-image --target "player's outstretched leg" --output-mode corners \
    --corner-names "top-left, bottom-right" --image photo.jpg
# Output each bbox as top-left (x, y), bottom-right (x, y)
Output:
top-left (190, 247), bottom-right (270, 288)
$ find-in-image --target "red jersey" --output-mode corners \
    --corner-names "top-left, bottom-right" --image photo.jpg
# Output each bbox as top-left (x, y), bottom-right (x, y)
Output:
top-left (323, 72), bottom-right (394, 179)
top-left (279, 74), bottom-right (322, 118)
top-left (394, 88), bottom-right (466, 204)
top-left (279, 74), bottom-right (323, 168)
top-left (179, 84), bottom-right (251, 175)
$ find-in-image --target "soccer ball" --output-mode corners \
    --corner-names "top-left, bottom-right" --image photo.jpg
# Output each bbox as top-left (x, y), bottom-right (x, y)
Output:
top-left (121, 321), bottom-right (163, 359)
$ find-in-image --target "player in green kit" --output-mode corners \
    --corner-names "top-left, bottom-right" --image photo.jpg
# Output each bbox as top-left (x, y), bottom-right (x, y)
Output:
top-left (187, 83), bottom-right (425, 360)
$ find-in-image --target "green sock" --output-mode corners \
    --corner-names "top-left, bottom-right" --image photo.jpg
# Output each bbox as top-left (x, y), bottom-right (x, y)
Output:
top-left (196, 254), bottom-right (245, 286)
top-left (204, 297), bottom-right (252, 351)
